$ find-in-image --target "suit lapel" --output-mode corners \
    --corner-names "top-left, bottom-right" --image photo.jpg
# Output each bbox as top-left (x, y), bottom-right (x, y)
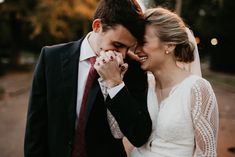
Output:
top-left (61, 39), bottom-right (83, 132)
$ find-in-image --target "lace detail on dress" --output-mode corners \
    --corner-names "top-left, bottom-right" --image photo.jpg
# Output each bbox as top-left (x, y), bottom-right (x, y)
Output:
top-left (98, 77), bottom-right (124, 139)
top-left (191, 79), bottom-right (219, 157)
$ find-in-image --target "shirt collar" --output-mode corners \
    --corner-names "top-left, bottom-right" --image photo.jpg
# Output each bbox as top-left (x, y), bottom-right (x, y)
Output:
top-left (80, 32), bottom-right (97, 61)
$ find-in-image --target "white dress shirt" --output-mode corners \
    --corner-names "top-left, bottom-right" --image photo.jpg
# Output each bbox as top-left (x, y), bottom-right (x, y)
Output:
top-left (76, 34), bottom-right (97, 118)
top-left (76, 34), bottom-right (125, 119)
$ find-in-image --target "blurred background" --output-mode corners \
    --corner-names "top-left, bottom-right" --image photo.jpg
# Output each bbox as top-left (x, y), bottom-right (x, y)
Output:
top-left (0, 0), bottom-right (234, 157)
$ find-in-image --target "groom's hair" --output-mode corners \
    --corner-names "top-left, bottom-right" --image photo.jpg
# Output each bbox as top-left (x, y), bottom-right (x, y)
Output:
top-left (94, 0), bottom-right (145, 44)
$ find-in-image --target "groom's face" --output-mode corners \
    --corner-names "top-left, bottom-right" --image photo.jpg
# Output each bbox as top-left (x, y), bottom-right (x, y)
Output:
top-left (94, 21), bottom-right (136, 58)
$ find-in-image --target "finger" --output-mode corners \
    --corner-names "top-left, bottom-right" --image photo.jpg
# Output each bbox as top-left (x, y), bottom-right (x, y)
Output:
top-left (95, 57), bottom-right (105, 67)
top-left (97, 52), bottom-right (108, 61)
top-left (94, 61), bottom-right (100, 68)
top-left (106, 51), bottom-right (116, 61)
top-left (120, 63), bottom-right (128, 78)
top-left (115, 52), bottom-right (124, 65)
top-left (94, 63), bottom-right (98, 69)
top-left (120, 63), bottom-right (128, 72)
top-left (96, 56), bottom-right (102, 63)
top-left (99, 50), bottom-right (106, 57)
top-left (102, 51), bottom-right (113, 62)
top-left (94, 61), bottom-right (103, 71)
top-left (102, 57), bottom-right (109, 64)
top-left (127, 51), bottom-right (140, 61)
top-left (112, 50), bottom-right (118, 56)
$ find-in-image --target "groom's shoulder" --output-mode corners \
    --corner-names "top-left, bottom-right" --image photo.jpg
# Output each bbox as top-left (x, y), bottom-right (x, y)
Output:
top-left (124, 57), bottom-right (148, 89)
top-left (42, 39), bottom-right (82, 56)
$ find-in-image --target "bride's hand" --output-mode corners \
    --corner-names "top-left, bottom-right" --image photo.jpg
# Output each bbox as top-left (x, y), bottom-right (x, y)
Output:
top-left (94, 50), bottom-right (128, 88)
top-left (114, 52), bottom-right (128, 79)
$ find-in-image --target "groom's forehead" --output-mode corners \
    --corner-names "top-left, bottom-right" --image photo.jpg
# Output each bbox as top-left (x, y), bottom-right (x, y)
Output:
top-left (105, 26), bottom-right (136, 46)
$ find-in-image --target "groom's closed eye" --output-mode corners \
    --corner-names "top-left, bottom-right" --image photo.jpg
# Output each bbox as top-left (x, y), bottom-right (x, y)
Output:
top-left (113, 42), bottom-right (126, 49)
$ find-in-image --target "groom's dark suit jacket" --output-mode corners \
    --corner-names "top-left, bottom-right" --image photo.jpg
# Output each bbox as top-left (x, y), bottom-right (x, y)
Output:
top-left (24, 38), bottom-right (152, 157)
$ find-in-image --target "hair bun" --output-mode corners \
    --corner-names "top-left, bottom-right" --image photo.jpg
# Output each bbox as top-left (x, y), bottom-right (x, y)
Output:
top-left (175, 41), bottom-right (195, 63)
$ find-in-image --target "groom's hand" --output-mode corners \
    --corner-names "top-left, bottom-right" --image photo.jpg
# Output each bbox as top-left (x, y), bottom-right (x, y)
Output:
top-left (94, 50), bottom-right (128, 88)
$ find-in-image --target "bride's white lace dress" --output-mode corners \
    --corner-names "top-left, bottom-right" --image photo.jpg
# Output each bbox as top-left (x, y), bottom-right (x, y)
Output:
top-left (131, 74), bottom-right (219, 157)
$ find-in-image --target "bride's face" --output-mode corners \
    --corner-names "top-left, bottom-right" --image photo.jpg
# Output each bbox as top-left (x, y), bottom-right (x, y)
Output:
top-left (137, 25), bottom-right (166, 72)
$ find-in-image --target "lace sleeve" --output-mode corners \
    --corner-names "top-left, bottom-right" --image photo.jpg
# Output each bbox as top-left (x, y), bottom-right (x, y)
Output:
top-left (191, 79), bottom-right (219, 157)
top-left (98, 77), bottom-right (124, 139)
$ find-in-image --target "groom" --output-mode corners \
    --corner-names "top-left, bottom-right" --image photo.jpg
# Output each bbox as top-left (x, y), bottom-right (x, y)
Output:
top-left (24, 0), bottom-right (152, 157)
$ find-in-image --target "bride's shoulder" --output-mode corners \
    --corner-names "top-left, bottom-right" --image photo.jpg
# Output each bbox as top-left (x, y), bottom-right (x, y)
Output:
top-left (189, 74), bottom-right (209, 83)
top-left (188, 75), bottom-right (214, 93)
top-left (147, 72), bottom-right (156, 88)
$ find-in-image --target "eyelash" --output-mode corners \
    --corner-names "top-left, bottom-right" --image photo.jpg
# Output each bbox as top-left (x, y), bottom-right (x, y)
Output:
top-left (142, 41), bottom-right (147, 45)
top-left (114, 44), bottom-right (125, 48)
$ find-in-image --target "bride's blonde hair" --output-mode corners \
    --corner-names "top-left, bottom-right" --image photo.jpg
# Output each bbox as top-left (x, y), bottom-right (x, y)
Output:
top-left (145, 7), bottom-right (194, 63)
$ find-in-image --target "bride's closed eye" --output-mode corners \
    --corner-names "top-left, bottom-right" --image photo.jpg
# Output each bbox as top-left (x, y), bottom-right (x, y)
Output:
top-left (143, 39), bottom-right (147, 45)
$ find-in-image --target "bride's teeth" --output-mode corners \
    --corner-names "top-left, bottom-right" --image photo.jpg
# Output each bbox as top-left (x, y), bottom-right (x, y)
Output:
top-left (140, 57), bottom-right (147, 62)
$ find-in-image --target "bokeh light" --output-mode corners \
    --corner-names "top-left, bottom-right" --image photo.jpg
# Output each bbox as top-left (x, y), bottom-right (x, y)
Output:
top-left (211, 38), bottom-right (218, 46)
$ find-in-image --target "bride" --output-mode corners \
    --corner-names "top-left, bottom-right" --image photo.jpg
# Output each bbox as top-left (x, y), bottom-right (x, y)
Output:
top-left (129, 7), bottom-right (219, 157)
top-left (95, 7), bottom-right (219, 157)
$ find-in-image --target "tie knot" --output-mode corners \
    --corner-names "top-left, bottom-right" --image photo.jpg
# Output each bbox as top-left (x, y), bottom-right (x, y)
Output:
top-left (89, 57), bottom-right (96, 66)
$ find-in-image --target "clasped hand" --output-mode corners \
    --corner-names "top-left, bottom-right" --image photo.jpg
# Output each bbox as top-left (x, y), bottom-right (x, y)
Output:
top-left (94, 50), bottom-right (128, 88)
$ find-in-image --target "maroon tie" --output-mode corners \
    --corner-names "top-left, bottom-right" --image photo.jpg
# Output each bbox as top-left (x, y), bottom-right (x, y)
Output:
top-left (72, 57), bottom-right (96, 157)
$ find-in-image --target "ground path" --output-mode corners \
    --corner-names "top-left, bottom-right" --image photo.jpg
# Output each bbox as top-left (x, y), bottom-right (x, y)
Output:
top-left (0, 71), bottom-right (234, 157)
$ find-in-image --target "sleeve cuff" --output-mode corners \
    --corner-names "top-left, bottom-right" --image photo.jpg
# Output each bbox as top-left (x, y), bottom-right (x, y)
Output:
top-left (107, 82), bottom-right (125, 99)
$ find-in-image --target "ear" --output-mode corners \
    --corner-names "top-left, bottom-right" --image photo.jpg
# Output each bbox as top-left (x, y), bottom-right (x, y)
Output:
top-left (164, 43), bottom-right (176, 54)
top-left (92, 19), bottom-right (102, 32)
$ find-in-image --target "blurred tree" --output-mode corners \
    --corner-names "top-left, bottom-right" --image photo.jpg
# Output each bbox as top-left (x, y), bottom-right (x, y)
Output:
top-left (153, 0), bottom-right (235, 73)
top-left (140, 0), bottom-right (155, 9)
top-left (180, 0), bottom-right (235, 73)
top-left (210, 0), bottom-right (235, 73)
top-left (29, 0), bottom-right (98, 41)
top-left (0, 0), bottom-right (29, 69)
top-left (0, 0), bottom-right (98, 72)
top-left (175, 0), bottom-right (182, 15)
top-left (177, 0), bottom-right (220, 60)
top-left (153, 0), bottom-right (176, 11)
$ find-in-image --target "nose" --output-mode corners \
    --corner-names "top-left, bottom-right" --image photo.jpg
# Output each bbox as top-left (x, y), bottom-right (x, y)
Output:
top-left (115, 48), bottom-right (128, 58)
top-left (134, 46), bottom-right (143, 55)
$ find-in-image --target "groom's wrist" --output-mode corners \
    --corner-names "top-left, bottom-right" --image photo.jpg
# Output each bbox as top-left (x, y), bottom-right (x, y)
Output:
top-left (106, 79), bottom-right (123, 88)
top-left (107, 82), bottom-right (125, 99)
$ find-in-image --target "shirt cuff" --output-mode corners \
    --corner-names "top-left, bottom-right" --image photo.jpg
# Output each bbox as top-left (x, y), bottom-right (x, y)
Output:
top-left (107, 82), bottom-right (125, 99)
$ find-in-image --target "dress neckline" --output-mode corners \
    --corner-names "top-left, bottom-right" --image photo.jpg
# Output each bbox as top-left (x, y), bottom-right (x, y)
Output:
top-left (155, 74), bottom-right (195, 106)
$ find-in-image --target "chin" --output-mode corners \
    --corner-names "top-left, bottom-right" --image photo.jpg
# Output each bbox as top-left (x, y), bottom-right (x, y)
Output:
top-left (140, 64), bottom-right (148, 71)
